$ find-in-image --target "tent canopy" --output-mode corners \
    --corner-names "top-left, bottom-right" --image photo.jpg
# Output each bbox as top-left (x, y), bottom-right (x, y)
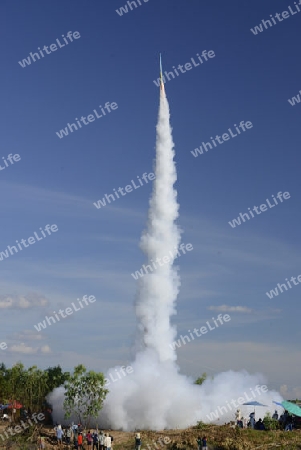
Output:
top-left (242, 401), bottom-right (267, 406)
top-left (281, 401), bottom-right (301, 418)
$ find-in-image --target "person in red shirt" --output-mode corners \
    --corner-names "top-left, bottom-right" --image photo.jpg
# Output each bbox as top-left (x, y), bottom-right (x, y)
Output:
top-left (87, 431), bottom-right (93, 447)
top-left (78, 432), bottom-right (83, 450)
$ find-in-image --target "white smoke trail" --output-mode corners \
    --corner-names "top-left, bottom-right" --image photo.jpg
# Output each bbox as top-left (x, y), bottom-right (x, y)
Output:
top-left (135, 91), bottom-right (181, 362)
top-left (48, 88), bottom-right (283, 430)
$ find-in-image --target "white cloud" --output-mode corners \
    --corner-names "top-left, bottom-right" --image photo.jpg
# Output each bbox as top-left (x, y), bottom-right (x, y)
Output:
top-left (0, 293), bottom-right (49, 310)
top-left (9, 342), bottom-right (51, 354)
top-left (9, 343), bottom-right (37, 354)
top-left (10, 330), bottom-right (44, 341)
top-left (208, 305), bottom-right (253, 314)
top-left (40, 345), bottom-right (51, 353)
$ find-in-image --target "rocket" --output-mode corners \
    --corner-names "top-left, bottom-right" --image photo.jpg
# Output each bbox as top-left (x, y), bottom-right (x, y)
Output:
top-left (159, 53), bottom-right (165, 94)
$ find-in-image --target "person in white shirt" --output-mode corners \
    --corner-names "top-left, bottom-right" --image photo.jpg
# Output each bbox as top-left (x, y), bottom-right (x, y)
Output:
top-left (104, 434), bottom-right (111, 450)
top-left (99, 431), bottom-right (104, 450)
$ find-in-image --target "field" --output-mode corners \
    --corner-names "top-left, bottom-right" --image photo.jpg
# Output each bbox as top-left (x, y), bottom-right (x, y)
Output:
top-left (0, 422), bottom-right (301, 450)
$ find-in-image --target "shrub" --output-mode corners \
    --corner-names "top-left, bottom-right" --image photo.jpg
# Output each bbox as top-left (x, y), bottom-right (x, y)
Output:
top-left (263, 412), bottom-right (278, 430)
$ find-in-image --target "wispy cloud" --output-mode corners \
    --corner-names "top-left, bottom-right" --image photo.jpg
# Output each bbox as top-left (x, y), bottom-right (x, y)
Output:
top-left (0, 181), bottom-right (144, 221)
top-left (9, 343), bottom-right (51, 354)
top-left (9, 330), bottom-right (45, 341)
top-left (0, 293), bottom-right (49, 309)
top-left (208, 305), bottom-right (253, 313)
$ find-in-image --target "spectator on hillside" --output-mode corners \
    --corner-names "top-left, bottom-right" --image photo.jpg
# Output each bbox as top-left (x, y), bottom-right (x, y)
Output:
top-left (38, 435), bottom-right (46, 450)
top-left (86, 430), bottom-right (93, 447)
top-left (201, 436), bottom-right (208, 450)
top-left (238, 417), bottom-right (244, 428)
top-left (99, 431), bottom-right (104, 450)
top-left (92, 430), bottom-right (99, 450)
top-left (235, 409), bottom-right (241, 426)
top-left (66, 426), bottom-right (72, 444)
top-left (272, 410), bottom-right (279, 420)
top-left (104, 434), bottom-right (111, 450)
top-left (78, 432), bottom-right (83, 450)
top-left (249, 412), bottom-right (255, 429)
top-left (56, 425), bottom-right (64, 447)
top-left (285, 414), bottom-right (293, 431)
top-left (135, 433), bottom-right (141, 450)
top-left (255, 418), bottom-right (265, 430)
top-left (72, 423), bottom-right (78, 435)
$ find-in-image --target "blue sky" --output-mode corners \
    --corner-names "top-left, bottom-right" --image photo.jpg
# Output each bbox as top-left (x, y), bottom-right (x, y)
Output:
top-left (1, 0), bottom-right (301, 399)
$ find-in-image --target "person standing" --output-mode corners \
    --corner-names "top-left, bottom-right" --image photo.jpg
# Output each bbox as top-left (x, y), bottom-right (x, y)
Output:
top-left (56, 425), bottom-right (64, 447)
top-left (86, 430), bottom-right (93, 448)
top-left (66, 426), bottom-right (72, 444)
top-left (201, 436), bottom-right (207, 450)
top-left (78, 432), bottom-right (83, 450)
top-left (104, 434), bottom-right (111, 450)
top-left (38, 435), bottom-right (46, 450)
top-left (235, 409), bottom-right (241, 426)
top-left (249, 412), bottom-right (255, 429)
top-left (196, 436), bottom-right (202, 450)
top-left (98, 431), bottom-right (104, 450)
top-left (285, 414), bottom-right (293, 431)
top-left (135, 433), bottom-right (141, 450)
top-left (92, 431), bottom-right (99, 450)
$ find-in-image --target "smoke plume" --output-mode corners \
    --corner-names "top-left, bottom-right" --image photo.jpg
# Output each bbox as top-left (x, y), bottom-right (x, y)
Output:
top-left (48, 88), bottom-right (282, 430)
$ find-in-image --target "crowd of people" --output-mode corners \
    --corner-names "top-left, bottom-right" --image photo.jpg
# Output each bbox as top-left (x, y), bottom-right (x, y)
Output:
top-left (37, 408), bottom-right (298, 450)
top-left (52, 424), bottom-right (114, 450)
top-left (235, 408), bottom-right (297, 431)
top-left (50, 426), bottom-right (144, 450)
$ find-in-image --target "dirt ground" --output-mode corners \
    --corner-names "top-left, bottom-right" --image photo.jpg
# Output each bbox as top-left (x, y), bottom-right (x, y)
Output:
top-left (0, 422), bottom-right (301, 450)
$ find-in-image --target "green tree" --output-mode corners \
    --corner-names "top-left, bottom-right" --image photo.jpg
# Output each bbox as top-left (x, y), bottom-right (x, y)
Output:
top-left (7, 362), bottom-right (27, 402)
top-left (45, 365), bottom-right (70, 393)
top-left (23, 366), bottom-right (49, 410)
top-left (63, 364), bottom-right (108, 428)
top-left (0, 363), bottom-right (9, 402)
top-left (195, 373), bottom-right (207, 385)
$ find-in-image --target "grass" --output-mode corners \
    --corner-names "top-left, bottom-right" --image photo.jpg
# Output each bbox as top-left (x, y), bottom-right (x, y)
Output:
top-left (0, 423), bottom-right (300, 450)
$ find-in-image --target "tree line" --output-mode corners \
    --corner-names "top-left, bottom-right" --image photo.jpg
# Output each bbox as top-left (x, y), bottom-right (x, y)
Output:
top-left (0, 362), bottom-right (70, 411)
top-left (0, 362), bottom-right (108, 428)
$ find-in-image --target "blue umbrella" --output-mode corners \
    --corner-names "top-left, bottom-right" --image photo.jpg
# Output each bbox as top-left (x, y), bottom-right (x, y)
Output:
top-left (242, 401), bottom-right (268, 416)
top-left (273, 401), bottom-right (284, 408)
top-left (243, 401), bottom-right (268, 406)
